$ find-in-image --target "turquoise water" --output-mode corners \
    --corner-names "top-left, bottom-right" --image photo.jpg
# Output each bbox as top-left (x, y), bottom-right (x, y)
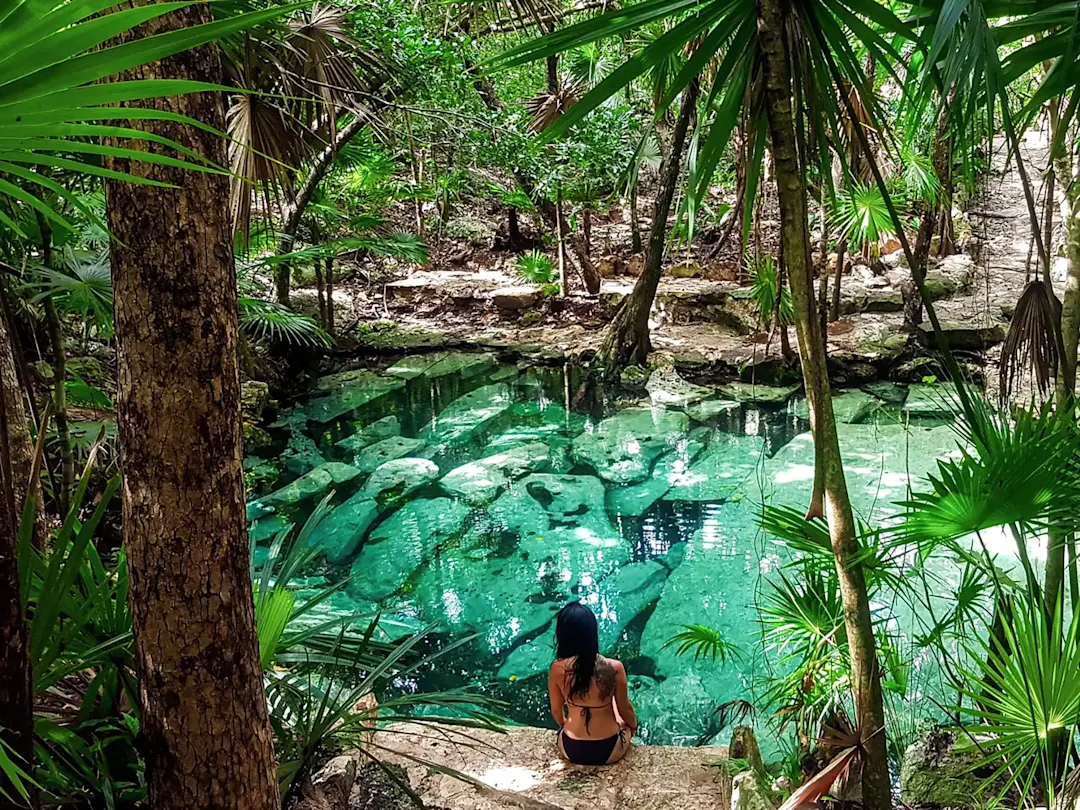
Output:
top-left (245, 353), bottom-right (968, 746)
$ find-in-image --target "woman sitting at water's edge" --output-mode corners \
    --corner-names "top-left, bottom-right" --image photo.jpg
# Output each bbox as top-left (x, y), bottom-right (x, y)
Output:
top-left (548, 601), bottom-right (637, 765)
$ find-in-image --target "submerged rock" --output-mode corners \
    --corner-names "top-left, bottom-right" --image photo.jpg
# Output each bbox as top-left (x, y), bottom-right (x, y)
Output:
top-left (718, 381), bottom-right (800, 404)
top-left (662, 433), bottom-right (765, 502)
top-left (439, 442), bottom-right (551, 505)
top-left (686, 398), bottom-right (740, 423)
top-left (646, 367), bottom-right (712, 408)
top-left (384, 353), bottom-right (447, 379)
top-left (571, 407), bottom-right (690, 484)
top-left (249, 513), bottom-right (290, 545)
top-left (419, 352), bottom-right (496, 380)
top-left (255, 462), bottom-right (363, 511)
top-left (795, 389), bottom-right (881, 423)
top-left (335, 416), bottom-right (401, 455)
top-left (352, 436), bottom-right (426, 474)
top-left (862, 380), bottom-right (908, 404)
top-left (304, 371), bottom-right (405, 424)
top-left (640, 512), bottom-right (758, 695)
top-left (903, 382), bottom-right (979, 417)
top-left (361, 457), bottom-right (440, 507)
top-left (420, 383), bottom-right (514, 448)
top-left (631, 673), bottom-right (729, 745)
top-left (608, 428), bottom-right (711, 516)
top-left (307, 492), bottom-right (380, 564)
top-left (350, 497), bottom-right (470, 601)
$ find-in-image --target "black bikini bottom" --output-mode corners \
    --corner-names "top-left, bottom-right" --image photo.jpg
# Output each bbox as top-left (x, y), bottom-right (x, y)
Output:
top-left (559, 728), bottom-right (626, 766)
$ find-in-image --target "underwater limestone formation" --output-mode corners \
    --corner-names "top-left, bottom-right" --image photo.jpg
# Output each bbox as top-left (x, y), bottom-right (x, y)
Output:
top-left (794, 389), bottom-right (882, 423)
top-left (608, 427), bottom-right (712, 516)
top-left (249, 462), bottom-right (363, 517)
top-left (571, 407), bottom-right (690, 484)
top-left (662, 432), bottom-right (765, 502)
top-left (351, 436), bottom-right (426, 474)
top-left (306, 491), bottom-right (380, 564)
top-left (686, 398), bottom-right (740, 423)
top-left (303, 371), bottom-right (405, 424)
top-left (717, 381), bottom-right (801, 403)
top-left (903, 382), bottom-right (980, 417)
top-left (645, 367), bottom-right (712, 408)
top-left (361, 457), bottom-right (440, 507)
top-left (420, 383), bottom-right (514, 448)
top-left (439, 442), bottom-right (551, 505)
top-left (349, 497), bottom-right (470, 601)
top-left (418, 351), bottom-right (497, 380)
top-left (639, 511), bottom-right (759, 700)
top-left (630, 673), bottom-right (730, 746)
top-left (334, 416), bottom-right (402, 455)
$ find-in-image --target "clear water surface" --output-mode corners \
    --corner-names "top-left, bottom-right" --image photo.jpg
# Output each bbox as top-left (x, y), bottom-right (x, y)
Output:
top-left (245, 353), bottom-right (975, 748)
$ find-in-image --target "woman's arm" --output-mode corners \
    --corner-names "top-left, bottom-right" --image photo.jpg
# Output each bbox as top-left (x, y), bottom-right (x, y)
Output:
top-left (613, 662), bottom-right (637, 732)
top-left (547, 663), bottom-right (566, 727)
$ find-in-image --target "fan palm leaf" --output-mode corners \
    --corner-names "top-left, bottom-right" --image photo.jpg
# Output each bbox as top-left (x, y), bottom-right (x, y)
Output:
top-left (237, 297), bottom-right (334, 348)
top-left (0, 0), bottom-right (293, 228)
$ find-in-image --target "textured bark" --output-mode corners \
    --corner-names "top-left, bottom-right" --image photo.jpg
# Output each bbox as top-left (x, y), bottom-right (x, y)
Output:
top-left (755, 2), bottom-right (891, 808)
top-left (599, 80), bottom-right (699, 375)
top-left (102, 8), bottom-right (280, 810)
top-left (629, 181), bottom-right (643, 254)
top-left (0, 314), bottom-right (33, 809)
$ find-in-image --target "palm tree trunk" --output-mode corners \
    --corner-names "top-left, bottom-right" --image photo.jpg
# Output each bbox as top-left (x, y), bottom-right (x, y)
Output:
top-left (103, 10), bottom-right (280, 810)
top-left (325, 257), bottom-right (335, 334)
top-left (314, 262), bottom-right (327, 326)
top-left (0, 318), bottom-right (32, 809)
top-left (756, 1), bottom-right (890, 807)
top-left (599, 79), bottom-right (699, 375)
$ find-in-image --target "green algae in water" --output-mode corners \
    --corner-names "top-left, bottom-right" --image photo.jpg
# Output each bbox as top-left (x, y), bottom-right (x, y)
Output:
top-left (246, 356), bottom-right (981, 747)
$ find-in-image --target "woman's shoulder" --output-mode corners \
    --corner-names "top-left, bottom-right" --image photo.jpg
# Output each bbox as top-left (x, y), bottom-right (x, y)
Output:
top-left (598, 655), bottom-right (625, 674)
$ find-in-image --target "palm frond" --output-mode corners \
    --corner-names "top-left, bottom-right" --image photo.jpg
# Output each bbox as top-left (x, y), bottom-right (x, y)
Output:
top-left (661, 624), bottom-right (740, 663)
top-left (833, 182), bottom-right (897, 249)
top-left (238, 297), bottom-right (334, 348)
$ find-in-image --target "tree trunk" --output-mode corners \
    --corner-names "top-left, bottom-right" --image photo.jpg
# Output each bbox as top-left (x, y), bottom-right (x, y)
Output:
top-left (583, 206), bottom-right (592, 256)
top-left (905, 111), bottom-right (950, 332)
top-left (0, 315), bottom-right (33, 809)
top-left (599, 79), bottom-right (699, 375)
top-left (755, 1), bottom-right (891, 808)
top-left (830, 241), bottom-right (845, 322)
top-left (556, 189), bottom-right (569, 296)
top-left (103, 9), bottom-right (281, 810)
top-left (315, 262), bottom-right (327, 326)
top-left (325, 257), bottom-right (335, 335)
top-left (630, 181), bottom-right (643, 254)
top-left (508, 206), bottom-right (522, 249)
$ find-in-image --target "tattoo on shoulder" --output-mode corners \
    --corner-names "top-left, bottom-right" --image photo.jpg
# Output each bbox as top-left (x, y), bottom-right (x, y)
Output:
top-left (595, 657), bottom-right (616, 697)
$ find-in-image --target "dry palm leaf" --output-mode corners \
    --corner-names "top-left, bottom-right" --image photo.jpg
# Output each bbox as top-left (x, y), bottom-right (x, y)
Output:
top-left (525, 86), bottom-right (580, 133)
top-left (999, 280), bottom-right (1062, 402)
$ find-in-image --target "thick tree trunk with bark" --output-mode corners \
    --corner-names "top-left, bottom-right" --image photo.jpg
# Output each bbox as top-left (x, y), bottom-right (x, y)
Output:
top-left (103, 9), bottom-right (280, 810)
top-left (0, 314), bottom-right (33, 808)
top-left (629, 182), bottom-right (643, 254)
top-left (755, 2), bottom-right (891, 808)
top-left (599, 80), bottom-right (699, 375)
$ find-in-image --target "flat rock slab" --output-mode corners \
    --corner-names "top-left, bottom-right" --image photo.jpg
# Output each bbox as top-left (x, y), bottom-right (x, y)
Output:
top-left (608, 429), bottom-right (710, 516)
top-left (421, 383), bottom-right (515, 448)
top-left (361, 457), bottom-right (440, 507)
top-left (662, 433), bottom-right (765, 502)
top-left (306, 492), bottom-right (379, 564)
top-left (352, 436), bottom-right (426, 473)
top-left (440, 442), bottom-right (552, 505)
top-left (645, 367), bottom-right (712, 408)
top-left (335, 416), bottom-right (401, 454)
top-left (572, 407), bottom-right (690, 484)
top-left (717, 381), bottom-right (800, 404)
top-left (350, 497), bottom-right (470, 601)
top-left (304, 372), bottom-right (405, 423)
top-left (686, 399), bottom-right (740, 423)
top-left (795, 389), bottom-right (880, 423)
top-left (377, 722), bottom-right (730, 810)
top-left (917, 321), bottom-right (1005, 350)
top-left (420, 352), bottom-right (497, 380)
top-left (254, 462), bottom-right (363, 512)
top-left (902, 383), bottom-right (980, 417)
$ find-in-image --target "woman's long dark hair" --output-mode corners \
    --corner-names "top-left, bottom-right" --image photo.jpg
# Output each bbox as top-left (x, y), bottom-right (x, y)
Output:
top-left (555, 601), bottom-right (599, 699)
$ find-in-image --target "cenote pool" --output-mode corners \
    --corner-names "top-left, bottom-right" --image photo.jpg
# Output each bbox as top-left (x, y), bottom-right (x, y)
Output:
top-left (244, 352), bottom-right (977, 747)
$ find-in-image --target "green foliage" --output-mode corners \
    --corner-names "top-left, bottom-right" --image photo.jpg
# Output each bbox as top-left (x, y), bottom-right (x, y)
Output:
top-left (237, 298), bottom-right (334, 349)
top-left (833, 182), bottom-right (897, 249)
top-left (900, 146), bottom-right (940, 205)
top-left (0, 0), bottom-right (289, 228)
top-left (31, 249), bottom-right (114, 339)
top-left (0, 736), bottom-right (35, 803)
top-left (661, 625), bottom-right (739, 664)
top-left (515, 250), bottom-right (557, 285)
top-left (747, 254), bottom-right (792, 326)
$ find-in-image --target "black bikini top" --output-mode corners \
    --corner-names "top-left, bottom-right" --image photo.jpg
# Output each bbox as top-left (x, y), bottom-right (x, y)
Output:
top-left (566, 697), bottom-right (612, 732)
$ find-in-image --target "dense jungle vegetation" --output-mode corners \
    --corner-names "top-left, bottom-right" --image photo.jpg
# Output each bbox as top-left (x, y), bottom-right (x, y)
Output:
top-left (0, 0), bottom-right (1079, 808)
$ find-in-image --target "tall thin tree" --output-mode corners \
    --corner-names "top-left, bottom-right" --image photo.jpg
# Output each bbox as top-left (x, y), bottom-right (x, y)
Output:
top-left (103, 8), bottom-right (280, 810)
